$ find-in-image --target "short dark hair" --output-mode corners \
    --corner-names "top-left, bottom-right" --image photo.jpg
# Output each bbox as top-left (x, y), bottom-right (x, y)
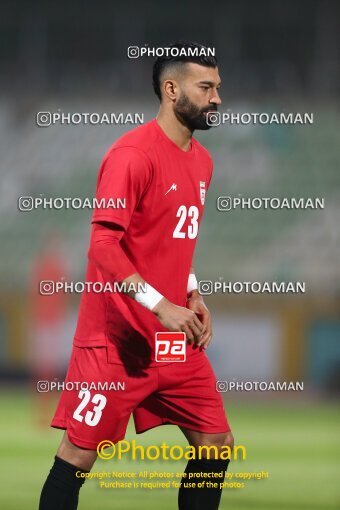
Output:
top-left (152, 41), bottom-right (218, 101)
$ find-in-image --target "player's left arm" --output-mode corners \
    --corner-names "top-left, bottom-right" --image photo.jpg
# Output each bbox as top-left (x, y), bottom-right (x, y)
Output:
top-left (186, 267), bottom-right (212, 349)
top-left (186, 159), bottom-right (214, 348)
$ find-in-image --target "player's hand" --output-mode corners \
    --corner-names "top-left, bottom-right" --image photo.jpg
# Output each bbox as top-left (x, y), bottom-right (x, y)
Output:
top-left (152, 298), bottom-right (204, 344)
top-left (187, 292), bottom-right (212, 349)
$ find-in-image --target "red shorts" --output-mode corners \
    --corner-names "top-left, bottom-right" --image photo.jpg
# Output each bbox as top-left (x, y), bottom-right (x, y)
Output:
top-left (51, 346), bottom-right (230, 449)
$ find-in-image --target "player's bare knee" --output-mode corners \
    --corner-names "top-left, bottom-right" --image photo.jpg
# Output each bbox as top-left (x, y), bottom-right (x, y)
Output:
top-left (209, 432), bottom-right (234, 458)
top-left (193, 431), bottom-right (234, 458)
top-left (206, 432), bottom-right (234, 450)
top-left (224, 431), bottom-right (234, 451)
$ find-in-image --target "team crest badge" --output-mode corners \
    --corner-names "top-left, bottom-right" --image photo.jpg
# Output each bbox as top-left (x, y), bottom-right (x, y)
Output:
top-left (200, 181), bottom-right (206, 205)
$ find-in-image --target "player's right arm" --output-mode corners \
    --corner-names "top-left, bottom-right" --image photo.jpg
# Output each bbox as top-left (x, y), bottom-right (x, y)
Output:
top-left (121, 268), bottom-right (204, 344)
top-left (89, 222), bottom-right (203, 343)
top-left (151, 295), bottom-right (204, 345)
top-left (89, 147), bottom-right (204, 343)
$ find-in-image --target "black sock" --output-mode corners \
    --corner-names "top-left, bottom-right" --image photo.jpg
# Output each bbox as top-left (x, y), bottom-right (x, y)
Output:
top-left (178, 458), bottom-right (230, 510)
top-left (39, 456), bottom-right (89, 510)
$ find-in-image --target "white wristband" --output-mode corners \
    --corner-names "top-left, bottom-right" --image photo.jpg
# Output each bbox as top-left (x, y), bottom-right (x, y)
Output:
top-left (187, 273), bottom-right (198, 294)
top-left (134, 282), bottom-right (164, 311)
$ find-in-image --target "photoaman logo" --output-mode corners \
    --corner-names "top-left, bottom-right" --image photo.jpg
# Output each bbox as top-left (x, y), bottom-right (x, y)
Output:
top-left (155, 332), bottom-right (186, 362)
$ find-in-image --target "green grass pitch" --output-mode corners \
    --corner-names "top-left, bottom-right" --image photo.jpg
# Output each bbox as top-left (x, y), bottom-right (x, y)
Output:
top-left (0, 390), bottom-right (339, 510)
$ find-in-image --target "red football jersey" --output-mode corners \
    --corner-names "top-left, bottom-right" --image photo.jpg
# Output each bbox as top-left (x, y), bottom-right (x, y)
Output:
top-left (73, 119), bottom-right (213, 367)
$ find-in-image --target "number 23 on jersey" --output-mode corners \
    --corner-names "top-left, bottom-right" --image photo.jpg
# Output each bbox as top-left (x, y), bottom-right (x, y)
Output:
top-left (173, 205), bottom-right (199, 239)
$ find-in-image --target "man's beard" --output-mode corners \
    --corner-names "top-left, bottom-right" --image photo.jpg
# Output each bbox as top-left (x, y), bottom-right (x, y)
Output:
top-left (174, 92), bottom-right (217, 131)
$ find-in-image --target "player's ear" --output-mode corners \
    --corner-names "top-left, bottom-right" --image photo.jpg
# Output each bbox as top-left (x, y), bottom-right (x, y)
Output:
top-left (162, 79), bottom-right (178, 102)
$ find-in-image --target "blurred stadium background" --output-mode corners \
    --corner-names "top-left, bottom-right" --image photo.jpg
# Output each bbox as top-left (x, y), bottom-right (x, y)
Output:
top-left (0, 0), bottom-right (339, 509)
